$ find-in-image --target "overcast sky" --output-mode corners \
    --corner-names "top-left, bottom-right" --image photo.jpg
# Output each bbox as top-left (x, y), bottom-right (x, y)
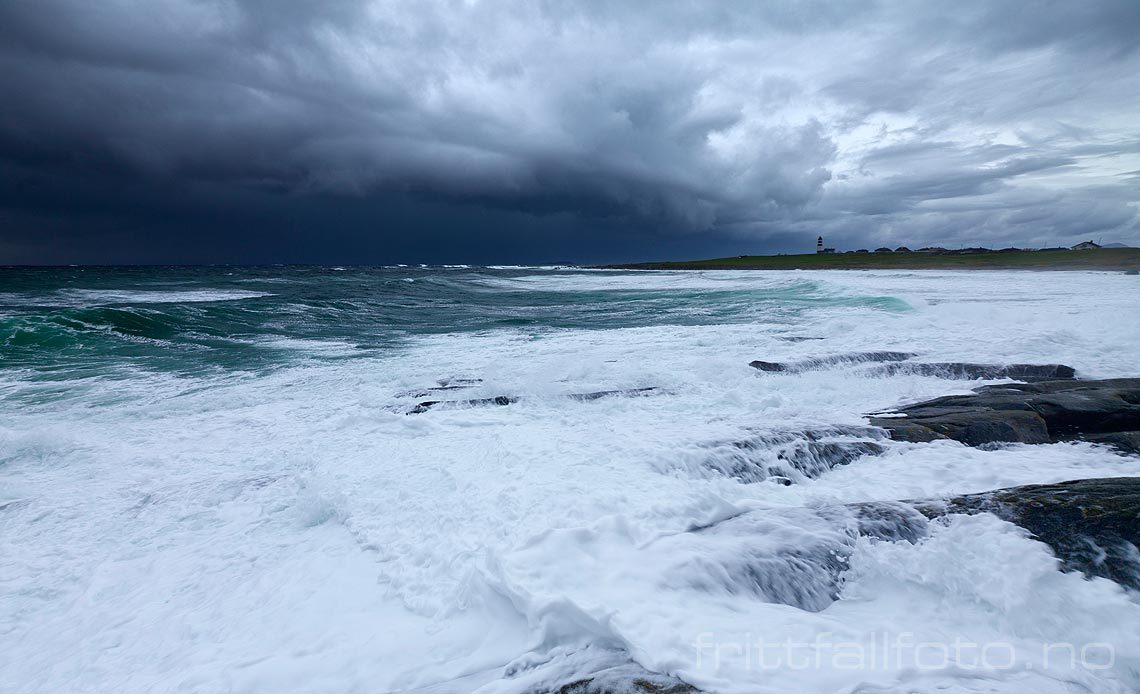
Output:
top-left (2, 0), bottom-right (1138, 264)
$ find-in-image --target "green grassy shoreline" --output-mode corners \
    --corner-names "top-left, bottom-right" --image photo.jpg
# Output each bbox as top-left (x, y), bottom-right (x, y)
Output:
top-left (603, 247), bottom-right (1140, 271)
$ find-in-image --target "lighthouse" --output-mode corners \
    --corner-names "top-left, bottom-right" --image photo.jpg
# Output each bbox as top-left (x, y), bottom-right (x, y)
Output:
top-left (817, 236), bottom-right (824, 254)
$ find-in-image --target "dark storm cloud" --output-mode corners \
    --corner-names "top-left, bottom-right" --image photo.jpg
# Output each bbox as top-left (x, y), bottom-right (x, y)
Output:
top-left (1, 0), bottom-right (1138, 263)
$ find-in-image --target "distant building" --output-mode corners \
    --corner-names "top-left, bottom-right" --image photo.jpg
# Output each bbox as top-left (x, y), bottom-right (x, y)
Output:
top-left (895, 246), bottom-right (912, 253)
top-left (816, 236), bottom-right (835, 254)
top-left (874, 247), bottom-right (893, 253)
top-left (1071, 240), bottom-right (1101, 251)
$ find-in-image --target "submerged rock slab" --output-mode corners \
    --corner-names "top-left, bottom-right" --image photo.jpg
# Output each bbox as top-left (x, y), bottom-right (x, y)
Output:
top-left (749, 352), bottom-right (1076, 381)
top-left (869, 378), bottom-right (1140, 450)
top-left (551, 664), bottom-right (699, 694)
top-left (873, 362), bottom-right (1076, 380)
top-left (749, 351), bottom-right (916, 373)
top-left (398, 377), bottom-right (484, 398)
top-left (406, 388), bottom-right (659, 414)
top-left (568, 387), bottom-right (659, 402)
top-left (880, 409), bottom-right (1050, 445)
top-left (408, 395), bottom-right (516, 414)
top-left (705, 426), bottom-right (888, 484)
top-left (680, 503), bottom-right (931, 614)
top-left (1083, 431), bottom-right (1140, 454)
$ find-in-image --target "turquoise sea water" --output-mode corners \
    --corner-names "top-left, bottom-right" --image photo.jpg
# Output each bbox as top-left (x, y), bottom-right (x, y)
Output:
top-left (1, 265), bottom-right (908, 376)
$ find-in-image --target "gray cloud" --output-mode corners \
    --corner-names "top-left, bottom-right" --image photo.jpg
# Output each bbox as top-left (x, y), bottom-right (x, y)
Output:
top-left (1, 0), bottom-right (1138, 263)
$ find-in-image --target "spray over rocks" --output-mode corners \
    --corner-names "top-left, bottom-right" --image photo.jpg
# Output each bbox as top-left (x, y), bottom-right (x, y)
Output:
top-left (4, 267), bottom-right (1140, 694)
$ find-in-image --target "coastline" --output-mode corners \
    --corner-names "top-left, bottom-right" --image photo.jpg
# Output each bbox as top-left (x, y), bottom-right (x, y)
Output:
top-left (601, 247), bottom-right (1140, 271)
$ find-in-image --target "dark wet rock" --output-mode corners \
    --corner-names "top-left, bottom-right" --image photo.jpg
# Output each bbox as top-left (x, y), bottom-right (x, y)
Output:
top-left (551, 664), bottom-right (698, 694)
top-left (1125, 269), bottom-right (1139, 275)
top-left (707, 426), bottom-right (887, 483)
top-left (406, 388), bottom-right (660, 414)
top-left (1082, 431), bottom-right (1140, 454)
top-left (439, 377), bottom-right (483, 386)
top-left (873, 362), bottom-right (1076, 381)
top-left (750, 351), bottom-right (916, 373)
top-left (867, 420), bottom-right (949, 443)
top-left (750, 353), bottom-right (1076, 382)
top-left (869, 378), bottom-right (1140, 450)
top-left (408, 395), bottom-right (516, 414)
top-left (915, 477), bottom-right (1140, 590)
top-left (885, 409), bottom-right (1050, 446)
top-left (568, 387), bottom-right (658, 401)
top-left (750, 361), bottom-right (787, 372)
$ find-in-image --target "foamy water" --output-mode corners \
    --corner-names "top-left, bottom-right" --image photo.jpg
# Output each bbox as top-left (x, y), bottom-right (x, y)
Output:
top-left (1, 267), bottom-right (1138, 693)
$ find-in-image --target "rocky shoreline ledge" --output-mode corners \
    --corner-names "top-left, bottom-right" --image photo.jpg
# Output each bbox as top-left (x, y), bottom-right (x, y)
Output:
top-left (543, 478), bottom-right (1140, 694)
top-left (868, 377), bottom-right (1140, 453)
top-left (915, 477), bottom-right (1140, 590)
top-left (528, 360), bottom-right (1140, 694)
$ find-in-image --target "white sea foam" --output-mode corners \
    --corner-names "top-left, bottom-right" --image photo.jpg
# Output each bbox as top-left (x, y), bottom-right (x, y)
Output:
top-left (52, 288), bottom-right (273, 305)
top-left (258, 337), bottom-right (362, 355)
top-left (1, 270), bottom-right (1138, 693)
